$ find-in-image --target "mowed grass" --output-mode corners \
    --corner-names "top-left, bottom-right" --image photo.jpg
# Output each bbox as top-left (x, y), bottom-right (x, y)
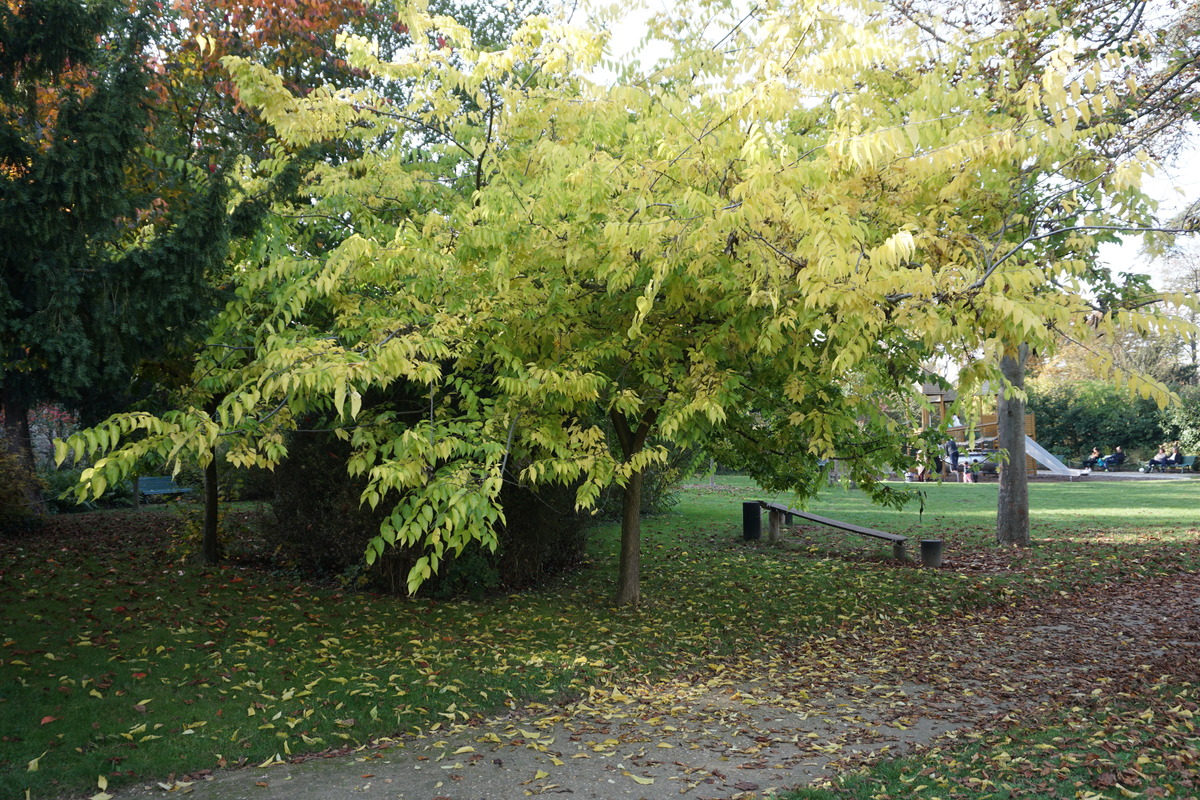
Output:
top-left (2, 477), bottom-right (1198, 798)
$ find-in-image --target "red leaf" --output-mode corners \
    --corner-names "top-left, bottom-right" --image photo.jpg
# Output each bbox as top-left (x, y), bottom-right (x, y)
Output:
top-left (40, 716), bottom-right (58, 725)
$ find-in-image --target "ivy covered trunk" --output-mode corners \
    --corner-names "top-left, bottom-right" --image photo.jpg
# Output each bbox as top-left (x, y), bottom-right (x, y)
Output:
top-left (0, 391), bottom-right (43, 517)
top-left (997, 345), bottom-right (1030, 547)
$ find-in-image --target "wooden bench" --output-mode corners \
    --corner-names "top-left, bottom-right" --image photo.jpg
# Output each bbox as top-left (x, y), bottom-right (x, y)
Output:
top-left (137, 476), bottom-right (194, 502)
top-left (760, 501), bottom-right (908, 560)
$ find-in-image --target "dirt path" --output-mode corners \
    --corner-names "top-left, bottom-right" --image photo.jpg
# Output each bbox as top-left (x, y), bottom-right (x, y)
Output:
top-left (115, 572), bottom-right (1200, 800)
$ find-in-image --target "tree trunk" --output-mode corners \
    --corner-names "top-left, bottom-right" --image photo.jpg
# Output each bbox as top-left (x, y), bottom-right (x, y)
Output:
top-left (202, 457), bottom-right (220, 564)
top-left (614, 468), bottom-right (643, 605)
top-left (1, 390), bottom-right (45, 515)
top-left (997, 344), bottom-right (1030, 547)
top-left (610, 408), bottom-right (657, 606)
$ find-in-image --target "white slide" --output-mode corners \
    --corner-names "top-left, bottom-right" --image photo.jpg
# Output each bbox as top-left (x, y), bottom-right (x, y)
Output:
top-left (1024, 436), bottom-right (1088, 478)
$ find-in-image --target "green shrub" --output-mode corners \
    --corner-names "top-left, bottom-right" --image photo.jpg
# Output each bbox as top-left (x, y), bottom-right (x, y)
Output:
top-left (1160, 384), bottom-right (1200, 457)
top-left (265, 430), bottom-right (589, 596)
top-left (0, 438), bottom-right (41, 534)
top-left (39, 467), bottom-right (134, 513)
top-left (1027, 380), bottom-right (1166, 460)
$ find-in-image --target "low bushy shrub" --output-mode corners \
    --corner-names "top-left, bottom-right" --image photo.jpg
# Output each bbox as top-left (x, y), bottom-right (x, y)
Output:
top-left (0, 439), bottom-right (41, 534)
top-left (40, 467), bottom-right (135, 513)
top-left (265, 430), bottom-right (589, 597)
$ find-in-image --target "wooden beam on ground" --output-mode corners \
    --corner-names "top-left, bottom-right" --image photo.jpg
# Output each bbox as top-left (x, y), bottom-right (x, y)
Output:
top-left (761, 501), bottom-right (908, 560)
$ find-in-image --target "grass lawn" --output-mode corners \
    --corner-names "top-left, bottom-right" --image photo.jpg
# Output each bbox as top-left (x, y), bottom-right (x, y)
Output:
top-left (2, 477), bottom-right (1198, 798)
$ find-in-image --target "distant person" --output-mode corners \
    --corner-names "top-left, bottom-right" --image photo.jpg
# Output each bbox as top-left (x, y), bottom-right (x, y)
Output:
top-left (1101, 446), bottom-right (1126, 471)
top-left (942, 439), bottom-right (960, 477)
top-left (1167, 443), bottom-right (1184, 466)
top-left (1147, 445), bottom-right (1170, 471)
top-left (1082, 447), bottom-right (1101, 468)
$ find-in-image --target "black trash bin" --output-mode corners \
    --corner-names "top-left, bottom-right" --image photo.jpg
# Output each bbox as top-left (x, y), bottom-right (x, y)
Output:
top-left (742, 502), bottom-right (761, 541)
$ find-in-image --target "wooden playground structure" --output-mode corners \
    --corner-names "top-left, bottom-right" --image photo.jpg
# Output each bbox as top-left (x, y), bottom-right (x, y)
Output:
top-left (921, 382), bottom-right (1040, 476)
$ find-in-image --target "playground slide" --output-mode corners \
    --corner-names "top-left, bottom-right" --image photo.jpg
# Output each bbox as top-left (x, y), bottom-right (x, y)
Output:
top-left (1024, 436), bottom-right (1087, 477)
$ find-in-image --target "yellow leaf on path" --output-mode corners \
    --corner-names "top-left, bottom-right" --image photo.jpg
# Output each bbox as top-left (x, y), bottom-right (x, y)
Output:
top-left (656, 742), bottom-right (674, 748)
top-left (624, 772), bottom-right (654, 785)
top-left (534, 770), bottom-right (549, 779)
top-left (550, 757), bottom-right (564, 766)
top-left (610, 689), bottom-right (632, 702)
top-left (89, 793), bottom-right (113, 800)
top-left (454, 746), bottom-right (475, 754)
top-left (98, 776), bottom-right (108, 790)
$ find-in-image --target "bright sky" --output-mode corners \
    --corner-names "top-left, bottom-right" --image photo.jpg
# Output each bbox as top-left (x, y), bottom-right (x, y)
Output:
top-left (1098, 142), bottom-right (1200, 288)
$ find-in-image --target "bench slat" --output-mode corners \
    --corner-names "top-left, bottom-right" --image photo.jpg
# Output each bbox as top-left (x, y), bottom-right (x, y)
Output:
top-left (138, 476), bottom-right (193, 496)
top-left (761, 501), bottom-right (906, 543)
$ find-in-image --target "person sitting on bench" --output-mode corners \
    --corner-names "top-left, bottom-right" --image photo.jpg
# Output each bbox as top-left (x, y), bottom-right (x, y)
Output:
top-left (1081, 446), bottom-right (1101, 468)
top-left (1100, 446), bottom-right (1126, 471)
top-left (1166, 443), bottom-right (1184, 466)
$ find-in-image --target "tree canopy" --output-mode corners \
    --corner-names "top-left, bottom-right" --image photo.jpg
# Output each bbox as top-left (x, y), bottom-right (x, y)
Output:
top-left (1, 0), bottom-right (229, 515)
top-left (62, 0), bottom-right (1196, 603)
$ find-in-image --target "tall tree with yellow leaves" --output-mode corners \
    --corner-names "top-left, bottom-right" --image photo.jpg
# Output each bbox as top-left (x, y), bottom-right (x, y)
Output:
top-left (62, 0), bottom-right (1189, 603)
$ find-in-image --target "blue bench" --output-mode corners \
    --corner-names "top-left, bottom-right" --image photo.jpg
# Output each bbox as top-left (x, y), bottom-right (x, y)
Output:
top-left (137, 476), bottom-right (193, 501)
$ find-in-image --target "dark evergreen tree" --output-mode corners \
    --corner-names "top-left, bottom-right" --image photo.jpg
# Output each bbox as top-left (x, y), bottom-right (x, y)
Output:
top-left (1, 0), bottom-right (226, 513)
